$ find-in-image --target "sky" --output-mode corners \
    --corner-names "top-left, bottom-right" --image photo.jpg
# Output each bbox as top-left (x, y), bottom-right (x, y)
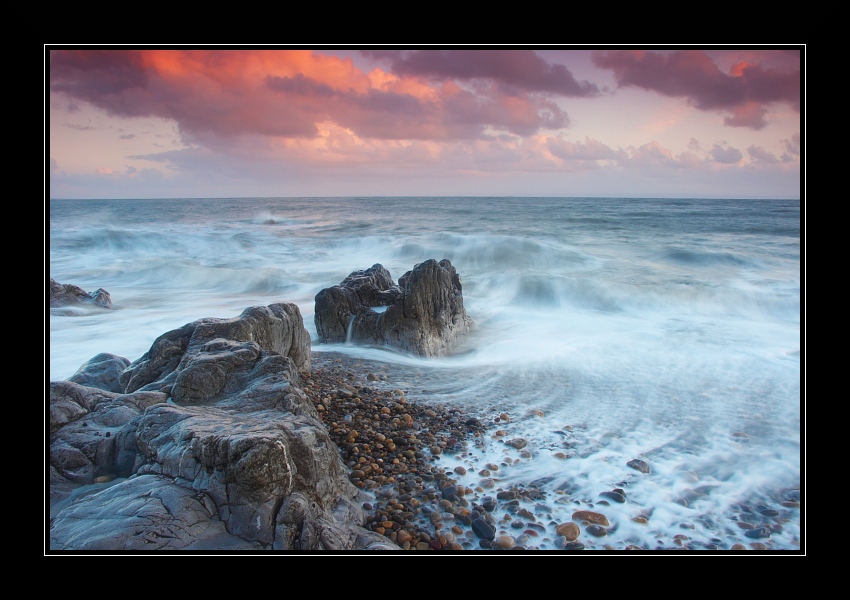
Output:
top-left (47, 46), bottom-right (803, 200)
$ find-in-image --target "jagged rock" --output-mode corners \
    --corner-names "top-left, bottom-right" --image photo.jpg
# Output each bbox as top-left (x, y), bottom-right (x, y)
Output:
top-left (314, 264), bottom-right (401, 343)
top-left (119, 303), bottom-right (312, 394)
top-left (49, 302), bottom-right (398, 552)
top-left (49, 278), bottom-right (112, 309)
top-left (314, 259), bottom-right (472, 357)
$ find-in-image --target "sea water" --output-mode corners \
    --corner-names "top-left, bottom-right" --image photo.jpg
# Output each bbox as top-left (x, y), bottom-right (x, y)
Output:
top-left (47, 196), bottom-right (802, 551)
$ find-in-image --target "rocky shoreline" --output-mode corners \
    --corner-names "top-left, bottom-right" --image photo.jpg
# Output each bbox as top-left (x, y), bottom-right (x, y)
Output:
top-left (49, 275), bottom-right (801, 553)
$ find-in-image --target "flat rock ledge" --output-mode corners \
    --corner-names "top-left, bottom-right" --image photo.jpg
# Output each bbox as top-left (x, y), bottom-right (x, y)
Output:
top-left (48, 302), bottom-right (397, 551)
top-left (314, 259), bottom-right (472, 357)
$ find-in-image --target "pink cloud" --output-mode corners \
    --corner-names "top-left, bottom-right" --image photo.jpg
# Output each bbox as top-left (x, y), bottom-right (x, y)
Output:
top-left (591, 49), bottom-right (800, 130)
top-left (49, 49), bottom-right (579, 145)
top-left (709, 144), bottom-right (744, 165)
top-left (546, 136), bottom-right (617, 161)
top-left (627, 140), bottom-right (677, 167)
top-left (747, 145), bottom-right (779, 164)
top-left (723, 101), bottom-right (769, 129)
top-left (782, 133), bottom-right (801, 156)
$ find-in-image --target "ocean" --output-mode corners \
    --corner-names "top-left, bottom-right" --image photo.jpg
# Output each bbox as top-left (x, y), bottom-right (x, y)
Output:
top-left (47, 196), bottom-right (802, 551)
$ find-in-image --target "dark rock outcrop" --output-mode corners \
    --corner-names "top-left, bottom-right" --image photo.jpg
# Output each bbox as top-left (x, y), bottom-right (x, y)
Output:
top-left (49, 278), bottom-right (112, 309)
top-left (119, 303), bottom-right (312, 395)
top-left (314, 259), bottom-right (472, 357)
top-left (48, 302), bottom-right (398, 551)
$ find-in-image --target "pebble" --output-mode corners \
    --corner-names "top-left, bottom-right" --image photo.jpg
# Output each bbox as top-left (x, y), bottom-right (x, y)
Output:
top-left (572, 510), bottom-right (610, 526)
top-left (744, 527), bottom-right (772, 539)
top-left (586, 524), bottom-right (608, 537)
top-left (555, 522), bottom-right (580, 541)
top-left (493, 535), bottom-right (516, 549)
top-left (627, 459), bottom-right (651, 473)
top-left (471, 517), bottom-right (496, 540)
top-left (600, 490), bottom-right (626, 503)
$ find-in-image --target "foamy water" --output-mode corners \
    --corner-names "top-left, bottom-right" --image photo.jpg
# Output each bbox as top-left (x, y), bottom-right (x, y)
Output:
top-left (48, 196), bottom-right (802, 551)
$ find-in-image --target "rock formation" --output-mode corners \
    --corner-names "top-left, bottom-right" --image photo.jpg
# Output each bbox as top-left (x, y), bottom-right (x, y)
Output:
top-left (48, 302), bottom-right (397, 551)
top-left (49, 278), bottom-right (113, 309)
top-left (314, 259), bottom-right (472, 357)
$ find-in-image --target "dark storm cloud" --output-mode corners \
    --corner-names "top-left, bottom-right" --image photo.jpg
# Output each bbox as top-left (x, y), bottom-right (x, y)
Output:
top-left (591, 50), bottom-right (800, 129)
top-left (362, 49), bottom-right (601, 97)
top-left (49, 50), bottom-right (151, 115)
top-left (48, 50), bottom-right (148, 100)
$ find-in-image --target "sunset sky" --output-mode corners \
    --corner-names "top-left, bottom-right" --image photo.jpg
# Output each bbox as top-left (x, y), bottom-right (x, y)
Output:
top-left (47, 47), bottom-right (803, 200)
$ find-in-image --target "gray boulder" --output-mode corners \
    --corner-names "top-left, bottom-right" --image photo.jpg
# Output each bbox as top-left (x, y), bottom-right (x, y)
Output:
top-left (314, 259), bottom-right (472, 357)
top-left (68, 353), bottom-right (131, 393)
top-left (49, 278), bottom-right (112, 309)
top-left (49, 302), bottom-right (398, 552)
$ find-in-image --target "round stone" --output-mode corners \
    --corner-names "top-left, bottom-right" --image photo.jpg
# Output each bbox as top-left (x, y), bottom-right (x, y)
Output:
top-left (572, 510), bottom-right (609, 526)
top-left (441, 485), bottom-right (459, 501)
top-left (471, 517), bottom-right (496, 541)
top-left (744, 527), bottom-right (772, 539)
top-left (555, 522), bottom-right (580, 541)
top-left (627, 458), bottom-right (650, 473)
top-left (600, 490), bottom-right (626, 503)
top-left (397, 529), bottom-right (414, 545)
top-left (491, 535), bottom-right (515, 549)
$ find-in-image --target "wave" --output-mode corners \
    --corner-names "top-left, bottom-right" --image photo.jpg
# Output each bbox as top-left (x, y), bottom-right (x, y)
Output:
top-left (660, 246), bottom-right (754, 268)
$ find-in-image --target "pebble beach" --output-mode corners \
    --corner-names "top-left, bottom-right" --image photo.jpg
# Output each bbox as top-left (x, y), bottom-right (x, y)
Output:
top-left (304, 352), bottom-right (801, 553)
